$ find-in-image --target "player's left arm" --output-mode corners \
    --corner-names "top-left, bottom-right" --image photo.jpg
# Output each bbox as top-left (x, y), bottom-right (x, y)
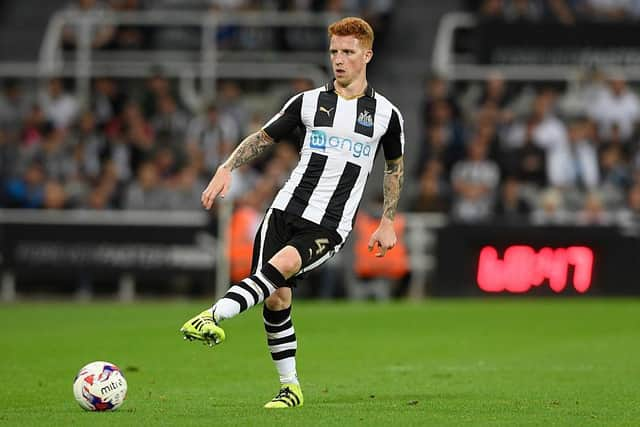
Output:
top-left (368, 108), bottom-right (405, 257)
top-left (368, 156), bottom-right (404, 257)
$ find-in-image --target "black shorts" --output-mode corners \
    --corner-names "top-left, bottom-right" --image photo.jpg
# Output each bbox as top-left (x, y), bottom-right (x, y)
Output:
top-left (250, 208), bottom-right (344, 287)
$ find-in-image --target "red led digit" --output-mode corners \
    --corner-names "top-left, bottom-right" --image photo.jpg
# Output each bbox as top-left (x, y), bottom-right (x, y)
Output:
top-left (476, 245), bottom-right (594, 293)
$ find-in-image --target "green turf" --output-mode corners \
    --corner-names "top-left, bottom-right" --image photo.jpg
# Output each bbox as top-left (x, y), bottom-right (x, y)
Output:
top-left (1, 299), bottom-right (639, 426)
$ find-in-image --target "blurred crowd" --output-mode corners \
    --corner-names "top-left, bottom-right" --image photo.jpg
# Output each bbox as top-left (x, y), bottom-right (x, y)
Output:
top-left (6, 69), bottom-right (640, 228)
top-left (6, 0), bottom-right (640, 230)
top-left (468, 0), bottom-right (640, 23)
top-left (0, 0), bottom-right (396, 214)
top-left (0, 74), bottom-right (310, 212)
top-left (412, 69), bottom-right (640, 226)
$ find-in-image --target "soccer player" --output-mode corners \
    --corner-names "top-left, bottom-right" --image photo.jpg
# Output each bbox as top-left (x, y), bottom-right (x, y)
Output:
top-left (181, 16), bottom-right (405, 408)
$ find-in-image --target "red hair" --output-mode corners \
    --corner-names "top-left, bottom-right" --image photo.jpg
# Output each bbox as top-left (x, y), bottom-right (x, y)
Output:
top-left (328, 17), bottom-right (374, 49)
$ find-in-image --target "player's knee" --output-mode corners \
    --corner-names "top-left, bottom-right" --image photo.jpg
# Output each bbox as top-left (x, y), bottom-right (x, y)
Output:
top-left (265, 289), bottom-right (291, 310)
top-left (271, 251), bottom-right (301, 277)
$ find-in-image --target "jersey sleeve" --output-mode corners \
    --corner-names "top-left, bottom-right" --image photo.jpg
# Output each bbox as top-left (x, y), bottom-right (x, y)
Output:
top-left (380, 108), bottom-right (405, 161)
top-left (262, 94), bottom-right (304, 141)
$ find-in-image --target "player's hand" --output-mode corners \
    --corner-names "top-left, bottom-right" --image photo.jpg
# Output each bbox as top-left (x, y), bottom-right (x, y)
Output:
top-left (367, 217), bottom-right (397, 258)
top-left (201, 166), bottom-right (232, 210)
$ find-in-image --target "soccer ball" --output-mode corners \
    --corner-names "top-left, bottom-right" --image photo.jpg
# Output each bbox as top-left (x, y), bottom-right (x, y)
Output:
top-left (73, 361), bottom-right (127, 411)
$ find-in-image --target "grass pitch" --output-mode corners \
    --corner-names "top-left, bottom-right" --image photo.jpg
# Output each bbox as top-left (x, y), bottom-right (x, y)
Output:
top-left (1, 299), bottom-right (639, 426)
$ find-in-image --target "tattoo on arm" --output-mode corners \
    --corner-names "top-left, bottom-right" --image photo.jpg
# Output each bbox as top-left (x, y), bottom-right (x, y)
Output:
top-left (382, 157), bottom-right (404, 221)
top-left (222, 130), bottom-right (274, 170)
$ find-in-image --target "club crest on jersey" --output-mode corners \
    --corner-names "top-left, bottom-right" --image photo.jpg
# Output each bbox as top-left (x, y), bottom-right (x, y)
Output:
top-left (357, 110), bottom-right (373, 128)
top-left (310, 130), bottom-right (371, 158)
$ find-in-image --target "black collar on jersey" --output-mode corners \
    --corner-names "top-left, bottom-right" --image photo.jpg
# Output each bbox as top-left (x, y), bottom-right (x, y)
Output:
top-left (325, 80), bottom-right (375, 99)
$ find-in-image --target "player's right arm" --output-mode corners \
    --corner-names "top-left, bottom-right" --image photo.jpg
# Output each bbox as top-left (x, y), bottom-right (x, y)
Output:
top-left (201, 93), bottom-right (304, 210)
top-left (201, 130), bottom-right (274, 210)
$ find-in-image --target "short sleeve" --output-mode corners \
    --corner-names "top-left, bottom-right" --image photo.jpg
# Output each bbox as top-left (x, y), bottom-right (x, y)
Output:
top-left (262, 94), bottom-right (304, 141)
top-left (380, 108), bottom-right (404, 160)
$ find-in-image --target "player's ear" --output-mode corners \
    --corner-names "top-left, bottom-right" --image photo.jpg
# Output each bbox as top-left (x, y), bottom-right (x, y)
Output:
top-left (364, 49), bottom-right (373, 64)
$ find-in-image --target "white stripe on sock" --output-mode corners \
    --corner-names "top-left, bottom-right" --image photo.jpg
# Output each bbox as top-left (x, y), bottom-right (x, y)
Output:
top-left (230, 285), bottom-right (256, 306)
top-left (242, 278), bottom-right (266, 303)
top-left (255, 270), bottom-right (278, 292)
top-left (265, 326), bottom-right (295, 339)
top-left (269, 342), bottom-right (297, 353)
top-left (263, 316), bottom-right (290, 327)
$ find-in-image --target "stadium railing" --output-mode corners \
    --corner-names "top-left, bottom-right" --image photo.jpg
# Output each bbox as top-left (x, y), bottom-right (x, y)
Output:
top-left (35, 10), bottom-right (338, 106)
top-left (432, 12), bottom-right (640, 81)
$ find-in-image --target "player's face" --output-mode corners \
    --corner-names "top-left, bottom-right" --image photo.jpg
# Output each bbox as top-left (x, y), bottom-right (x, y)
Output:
top-left (329, 35), bottom-right (372, 88)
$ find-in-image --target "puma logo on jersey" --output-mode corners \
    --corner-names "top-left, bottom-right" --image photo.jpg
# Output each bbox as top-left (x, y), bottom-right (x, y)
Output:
top-left (319, 106), bottom-right (334, 116)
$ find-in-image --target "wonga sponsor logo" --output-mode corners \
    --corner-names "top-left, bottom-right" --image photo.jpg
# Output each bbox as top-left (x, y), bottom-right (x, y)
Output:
top-left (309, 130), bottom-right (371, 158)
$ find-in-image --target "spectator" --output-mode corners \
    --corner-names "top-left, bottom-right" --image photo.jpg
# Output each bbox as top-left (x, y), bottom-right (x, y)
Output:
top-left (225, 164), bottom-right (260, 202)
top-left (0, 79), bottom-right (31, 136)
top-left (151, 94), bottom-right (190, 145)
top-left (478, 0), bottom-right (503, 20)
top-left (228, 190), bottom-right (262, 283)
top-left (0, 129), bottom-right (19, 182)
top-left (360, 0), bottom-right (394, 45)
top-left (3, 161), bottom-right (46, 208)
top-left (153, 146), bottom-right (180, 181)
top-left (617, 182), bottom-right (640, 227)
top-left (523, 89), bottom-right (590, 190)
top-left (186, 103), bottom-right (238, 175)
top-left (411, 159), bottom-right (450, 213)
top-left (587, 72), bottom-right (640, 143)
top-left (599, 139), bottom-right (631, 208)
top-left (68, 110), bottom-right (107, 180)
top-left (62, 0), bottom-right (116, 50)
top-left (168, 166), bottom-right (206, 211)
top-left (92, 77), bottom-right (126, 127)
top-left (106, 101), bottom-right (154, 179)
top-left (21, 104), bottom-right (47, 147)
top-left (39, 78), bottom-right (79, 129)
top-left (422, 99), bottom-right (465, 168)
top-left (84, 183), bottom-right (115, 209)
top-left (450, 136), bottom-right (500, 222)
top-left (83, 162), bottom-right (122, 208)
top-left (141, 69), bottom-right (174, 119)
top-left (575, 0), bottom-right (632, 20)
top-left (42, 181), bottom-right (70, 209)
top-left (476, 0), bottom-right (575, 23)
top-left (493, 176), bottom-right (531, 223)
top-left (531, 187), bottom-right (570, 224)
top-left (123, 161), bottom-right (170, 210)
top-left (472, 71), bottom-right (514, 125)
top-left (39, 123), bottom-right (77, 182)
top-left (576, 190), bottom-right (612, 225)
top-left (547, 116), bottom-right (599, 192)
top-left (351, 208), bottom-right (410, 300)
top-left (109, 0), bottom-right (149, 50)
top-left (502, 118), bottom-right (548, 190)
top-left (217, 80), bottom-right (250, 136)
top-left (421, 74), bottom-right (461, 135)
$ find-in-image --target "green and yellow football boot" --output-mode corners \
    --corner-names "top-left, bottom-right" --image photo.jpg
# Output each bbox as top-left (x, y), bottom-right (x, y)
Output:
top-left (264, 383), bottom-right (304, 409)
top-left (180, 309), bottom-right (225, 347)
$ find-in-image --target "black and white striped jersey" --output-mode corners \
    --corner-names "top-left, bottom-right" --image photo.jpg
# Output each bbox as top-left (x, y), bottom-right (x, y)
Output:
top-left (262, 81), bottom-right (405, 241)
